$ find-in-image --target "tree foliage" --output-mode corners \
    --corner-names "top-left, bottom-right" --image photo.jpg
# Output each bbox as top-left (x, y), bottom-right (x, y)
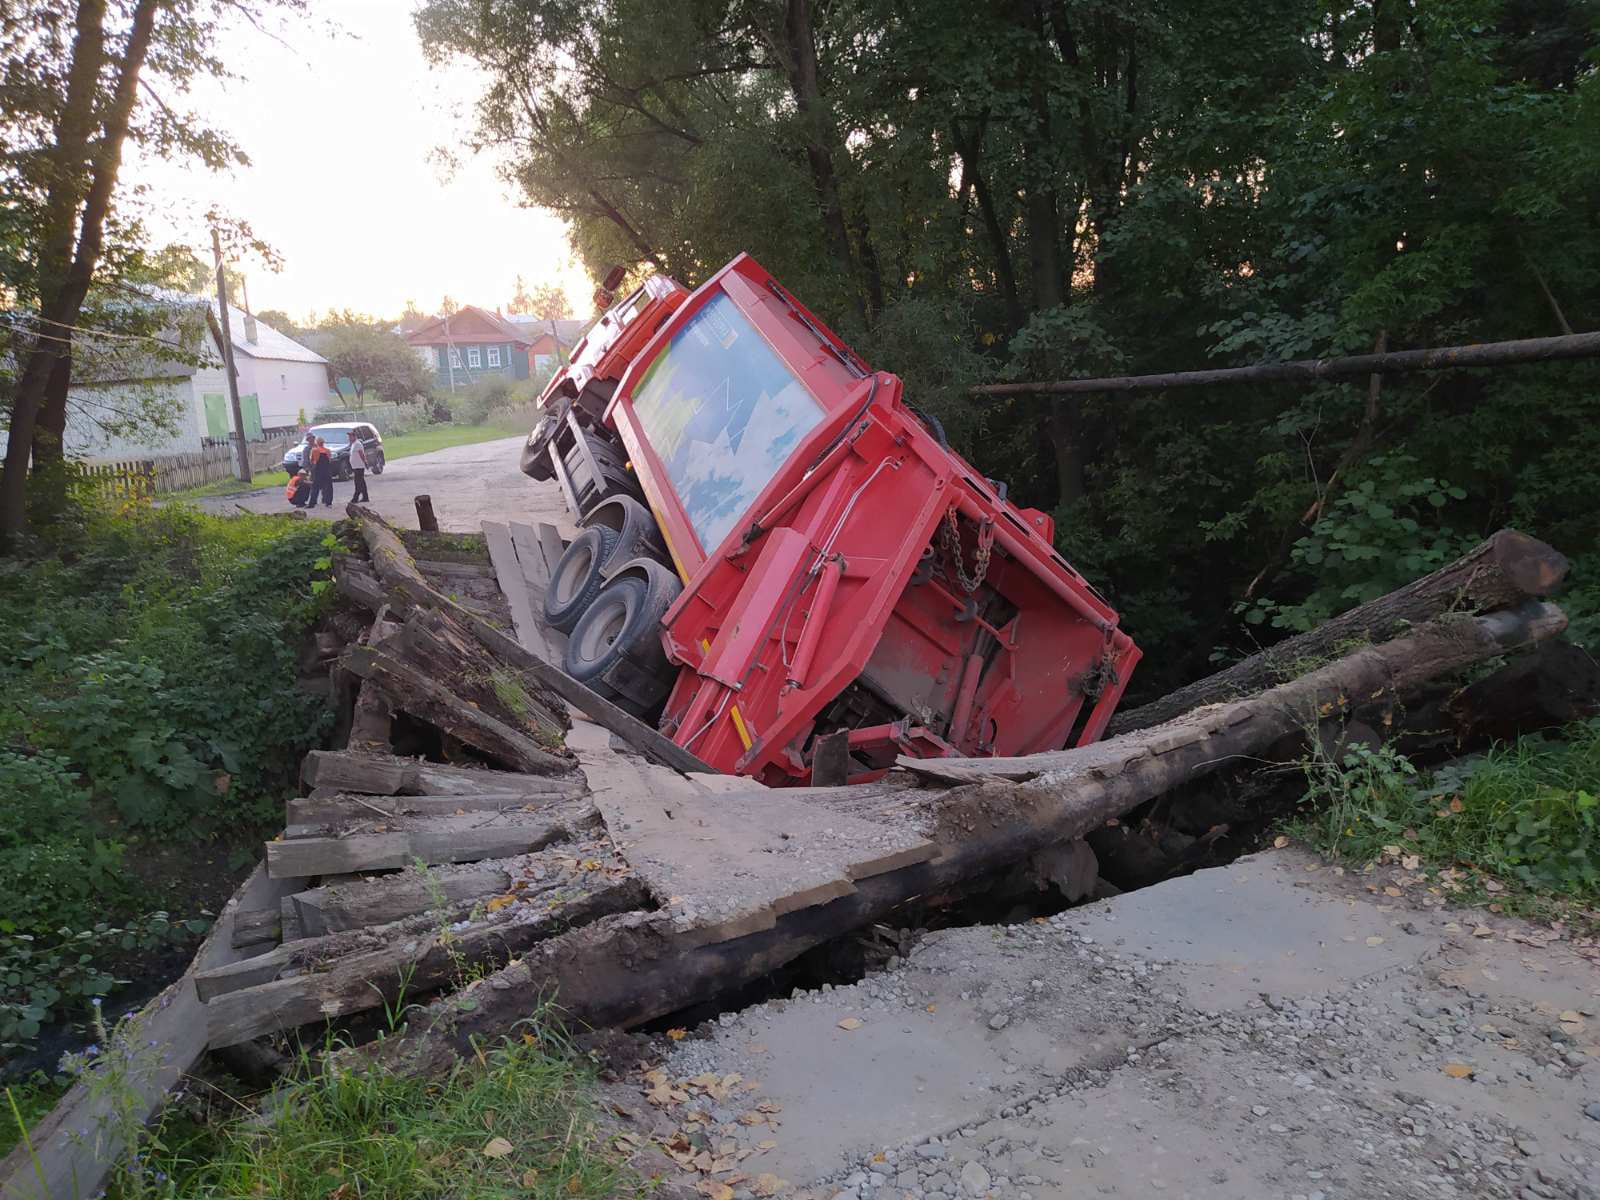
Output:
top-left (420, 0), bottom-right (1600, 695)
top-left (303, 310), bottom-right (433, 405)
top-left (0, 0), bottom-right (303, 544)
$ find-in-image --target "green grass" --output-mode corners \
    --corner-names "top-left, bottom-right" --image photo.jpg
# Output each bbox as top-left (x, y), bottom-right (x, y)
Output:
top-left (0, 1076), bottom-right (67, 1160)
top-left (168, 421), bottom-right (529, 500)
top-left (103, 1034), bottom-right (641, 1199)
top-left (1286, 719), bottom-right (1600, 914)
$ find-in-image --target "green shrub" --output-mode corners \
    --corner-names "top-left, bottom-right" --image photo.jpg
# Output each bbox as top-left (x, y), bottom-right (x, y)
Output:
top-left (0, 504), bottom-right (332, 1052)
top-left (446, 377), bottom-right (541, 426)
top-left (1289, 720), bottom-right (1600, 904)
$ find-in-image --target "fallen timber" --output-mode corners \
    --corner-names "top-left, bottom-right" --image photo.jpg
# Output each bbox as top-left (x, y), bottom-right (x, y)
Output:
top-left (1, 501), bottom-right (1571, 1200)
top-left (1109, 528), bottom-right (1568, 735)
top-left (357, 600), bottom-right (1566, 1076)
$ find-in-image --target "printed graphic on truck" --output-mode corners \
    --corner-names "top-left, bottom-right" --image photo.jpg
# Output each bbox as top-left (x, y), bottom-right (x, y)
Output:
top-left (630, 293), bottom-right (825, 554)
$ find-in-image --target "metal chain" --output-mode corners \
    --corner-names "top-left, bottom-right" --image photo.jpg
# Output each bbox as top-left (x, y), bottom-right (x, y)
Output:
top-left (941, 505), bottom-right (991, 593)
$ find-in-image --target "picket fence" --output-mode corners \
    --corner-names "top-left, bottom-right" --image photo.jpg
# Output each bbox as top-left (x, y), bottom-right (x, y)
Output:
top-left (75, 430), bottom-right (300, 498)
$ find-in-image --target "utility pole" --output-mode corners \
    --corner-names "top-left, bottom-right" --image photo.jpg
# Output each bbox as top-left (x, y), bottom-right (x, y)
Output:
top-left (211, 228), bottom-right (251, 482)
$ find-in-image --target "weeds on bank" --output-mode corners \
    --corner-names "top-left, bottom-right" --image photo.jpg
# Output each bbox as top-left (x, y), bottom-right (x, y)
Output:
top-left (103, 1032), bottom-right (638, 1199)
top-left (1286, 719), bottom-right (1600, 913)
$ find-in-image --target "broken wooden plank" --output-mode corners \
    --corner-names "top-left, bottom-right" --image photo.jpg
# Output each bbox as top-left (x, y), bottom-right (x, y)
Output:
top-left (288, 857), bottom-right (529, 937)
top-left (483, 520), bottom-right (545, 656)
top-left (344, 643), bottom-right (570, 775)
top-left (203, 847), bottom-right (632, 1003)
top-left (343, 505), bottom-right (713, 776)
top-left (302, 749), bottom-right (574, 797)
top-left (396, 608), bottom-right (567, 740)
top-left (415, 559), bottom-right (494, 579)
top-left (507, 520), bottom-right (570, 666)
top-left (204, 859), bottom-right (648, 1048)
top-left (230, 907), bottom-right (281, 949)
top-left (570, 720), bottom-right (936, 947)
top-left (536, 522), bottom-right (565, 578)
top-left (287, 786), bottom-right (585, 826)
top-left (266, 801), bottom-right (600, 878)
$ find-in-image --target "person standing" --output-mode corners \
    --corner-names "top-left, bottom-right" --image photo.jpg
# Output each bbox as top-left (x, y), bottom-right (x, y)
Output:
top-left (348, 432), bottom-right (370, 503)
top-left (308, 436), bottom-right (334, 508)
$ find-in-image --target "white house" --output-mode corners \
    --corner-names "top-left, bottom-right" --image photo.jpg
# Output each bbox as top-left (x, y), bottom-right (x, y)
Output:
top-left (62, 298), bottom-right (332, 460)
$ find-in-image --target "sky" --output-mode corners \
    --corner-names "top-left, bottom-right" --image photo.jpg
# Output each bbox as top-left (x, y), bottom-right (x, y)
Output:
top-left (128, 0), bottom-right (591, 324)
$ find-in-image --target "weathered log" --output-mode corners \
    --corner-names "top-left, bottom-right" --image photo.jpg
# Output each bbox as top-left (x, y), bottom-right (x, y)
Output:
top-left (414, 494), bottom-right (439, 533)
top-left (343, 643), bottom-right (570, 776)
top-left (301, 749), bottom-right (572, 797)
top-left (366, 602), bottom-right (1566, 1073)
top-left (204, 867), bottom-right (648, 1048)
top-left (395, 608), bottom-right (568, 741)
top-left (287, 786), bottom-right (584, 826)
top-left (972, 329), bottom-right (1600, 396)
top-left (267, 798), bottom-right (600, 878)
top-left (1109, 530), bottom-right (1568, 735)
top-left (333, 556), bottom-right (386, 613)
top-left (344, 503), bottom-right (712, 775)
top-left (230, 907), bottom-right (281, 948)
top-left (348, 501), bottom-right (432, 593)
top-left (287, 858), bottom-right (529, 936)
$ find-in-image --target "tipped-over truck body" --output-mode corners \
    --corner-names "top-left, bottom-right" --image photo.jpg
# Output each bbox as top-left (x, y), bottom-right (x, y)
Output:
top-left (522, 253), bottom-right (1141, 785)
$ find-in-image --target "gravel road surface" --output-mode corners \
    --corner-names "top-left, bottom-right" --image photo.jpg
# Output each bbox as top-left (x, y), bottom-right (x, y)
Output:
top-left (605, 848), bottom-right (1600, 1200)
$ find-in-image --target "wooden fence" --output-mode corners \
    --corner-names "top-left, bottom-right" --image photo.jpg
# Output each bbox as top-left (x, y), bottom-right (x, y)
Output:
top-left (74, 431), bottom-right (300, 498)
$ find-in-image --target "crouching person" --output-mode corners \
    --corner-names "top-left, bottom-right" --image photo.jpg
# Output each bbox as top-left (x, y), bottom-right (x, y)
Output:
top-left (286, 470), bottom-right (311, 507)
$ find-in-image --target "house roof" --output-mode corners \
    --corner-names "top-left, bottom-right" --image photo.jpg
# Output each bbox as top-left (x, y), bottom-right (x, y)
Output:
top-left (406, 305), bottom-right (534, 348)
top-left (57, 294), bottom-right (326, 388)
top-left (216, 300), bottom-right (328, 364)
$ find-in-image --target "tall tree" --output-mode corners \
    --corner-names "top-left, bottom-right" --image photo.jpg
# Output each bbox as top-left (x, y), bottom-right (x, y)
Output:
top-left (0, 0), bottom-right (302, 545)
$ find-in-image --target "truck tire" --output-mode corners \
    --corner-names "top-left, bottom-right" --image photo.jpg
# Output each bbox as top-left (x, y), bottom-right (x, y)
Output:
top-left (583, 494), bottom-right (667, 572)
top-left (563, 571), bottom-right (678, 707)
top-left (543, 525), bottom-right (618, 633)
top-left (520, 400), bottom-right (569, 481)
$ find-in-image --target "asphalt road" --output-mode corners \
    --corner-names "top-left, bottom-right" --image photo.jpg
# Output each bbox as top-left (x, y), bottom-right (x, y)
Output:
top-left (196, 435), bottom-right (577, 535)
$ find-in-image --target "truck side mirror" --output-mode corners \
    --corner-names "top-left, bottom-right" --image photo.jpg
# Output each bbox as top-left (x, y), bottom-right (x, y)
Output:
top-left (602, 265), bottom-right (627, 291)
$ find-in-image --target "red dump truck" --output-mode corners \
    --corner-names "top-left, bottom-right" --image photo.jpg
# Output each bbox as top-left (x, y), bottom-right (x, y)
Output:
top-left (520, 254), bottom-right (1141, 785)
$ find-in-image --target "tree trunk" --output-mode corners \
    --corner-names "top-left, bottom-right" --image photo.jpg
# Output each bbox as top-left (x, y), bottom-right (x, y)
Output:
top-left (1108, 529), bottom-right (1568, 735)
top-left (0, 0), bottom-right (111, 543)
top-left (779, 0), bottom-right (865, 320)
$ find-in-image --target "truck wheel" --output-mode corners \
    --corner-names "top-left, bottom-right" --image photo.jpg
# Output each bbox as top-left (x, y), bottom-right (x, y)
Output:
top-left (562, 572), bottom-right (677, 705)
top-left (520, 403), bottom-right (567, 481)
top-left (583, 494), bottom-right (667, 572)
top-left (370, 452), bottom-right (385, 475)
top-left (544, 525), bottom-right (618, 633)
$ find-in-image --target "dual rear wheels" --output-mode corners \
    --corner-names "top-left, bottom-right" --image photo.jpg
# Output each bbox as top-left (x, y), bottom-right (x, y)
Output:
top-left (544, 518), bottom-right (680, 715)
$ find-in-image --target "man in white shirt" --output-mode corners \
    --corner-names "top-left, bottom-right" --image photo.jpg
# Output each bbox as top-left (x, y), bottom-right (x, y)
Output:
top-left (348, 434), bottom-right (370, 503)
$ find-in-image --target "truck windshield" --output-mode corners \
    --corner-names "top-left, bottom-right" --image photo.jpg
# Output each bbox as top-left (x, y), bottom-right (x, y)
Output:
top-left (630, 292), bottom-right (823, 553)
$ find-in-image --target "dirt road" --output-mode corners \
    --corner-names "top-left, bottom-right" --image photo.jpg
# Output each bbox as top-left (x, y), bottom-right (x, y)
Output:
top-left (197, 435), bottom-right (575, 535)
top-left (608, 849), bottom-right (1600, 1199)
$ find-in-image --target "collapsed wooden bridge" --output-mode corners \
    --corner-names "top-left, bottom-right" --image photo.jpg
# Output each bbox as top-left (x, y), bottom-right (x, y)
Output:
top-left (0, 506), bottom-right (1574, 1199)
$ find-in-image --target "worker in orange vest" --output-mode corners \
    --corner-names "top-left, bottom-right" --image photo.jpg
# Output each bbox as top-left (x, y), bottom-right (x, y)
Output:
top-left (307, 436), bottom-right (334, 508)
top-left (285, 470), bottom-right (311, 507)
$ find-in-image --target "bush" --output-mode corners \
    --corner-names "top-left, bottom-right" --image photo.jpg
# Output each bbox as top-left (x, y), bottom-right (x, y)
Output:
top-left (445, 377), bottom-right (541, 426)
top-left (1290, 721), bottom-right (1600, 905)
top-left (0, 503), bottom-right (333, 1050)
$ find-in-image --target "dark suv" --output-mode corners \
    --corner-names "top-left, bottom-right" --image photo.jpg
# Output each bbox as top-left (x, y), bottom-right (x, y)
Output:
top-left (282, 422), bottom-right (385, 480)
